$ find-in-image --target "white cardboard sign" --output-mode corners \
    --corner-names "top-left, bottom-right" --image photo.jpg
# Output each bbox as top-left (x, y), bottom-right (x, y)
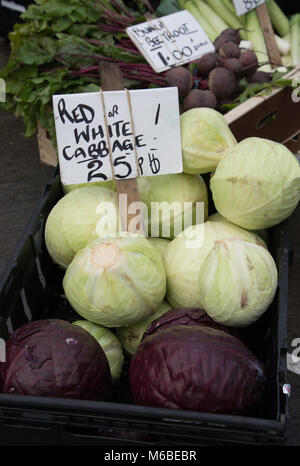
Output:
top-left (126, 10), bottom-right (214, 73)
top-left (52, 87), bottom-right (183, 186)
top-left (232, 0), bottom-right (265, 16)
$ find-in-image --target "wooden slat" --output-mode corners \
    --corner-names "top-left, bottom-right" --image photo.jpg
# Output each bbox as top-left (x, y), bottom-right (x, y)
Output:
top-left (37, 121), bottom-right (58, 167)
top-left (226, 85), bottom-right (300, 146)
top-left (256, 3), bottom-right (282, 69)
top-left (225, 67), bottom-right (300, 152)
top-left (99, 60), bottom-right (144, 234)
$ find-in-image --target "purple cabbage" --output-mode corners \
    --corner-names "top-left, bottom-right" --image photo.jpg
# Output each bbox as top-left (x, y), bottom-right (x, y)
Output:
top-left (130, 325), bottom-right (265, 415)
top-left (0, 319), bottom-right (112, 401)
top-left (143, 307), bottom-right (241, 340)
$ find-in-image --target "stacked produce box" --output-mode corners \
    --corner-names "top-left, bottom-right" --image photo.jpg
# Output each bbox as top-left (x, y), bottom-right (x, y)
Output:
top-left (0, 0), bottom-right (300, 446)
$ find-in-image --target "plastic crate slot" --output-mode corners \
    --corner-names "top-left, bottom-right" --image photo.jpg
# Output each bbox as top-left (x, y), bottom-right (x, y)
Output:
top-left (2, 418), bottom-right (54, 431)
top-left (21, 411), bottom-right (58, 421)
top-left (32, 215), bottom-right (45, 257)
top-left (64, 424), bottom-right (161, 444)
top-left (257, 110), bottom-right (278, 130)
top-left (3, 271), bottom-right (17, 298)
top-left (35, 256), bottom-right (46, 289)
top-left (69, 416), bottom-right (90, 426)
top-left (22, 268), bottom-right (46, 318)
top-left (6, 316), bottom-right (13, 334)
top-left (20, 287), bottom-right (32, 322)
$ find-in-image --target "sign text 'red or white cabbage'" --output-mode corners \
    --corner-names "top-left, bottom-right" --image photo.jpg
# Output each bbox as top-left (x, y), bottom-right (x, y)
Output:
top-left (52, 87), bottom-right (182, 186)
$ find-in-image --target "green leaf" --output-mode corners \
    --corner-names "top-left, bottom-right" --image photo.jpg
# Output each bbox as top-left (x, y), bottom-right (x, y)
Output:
top-left (43, 0), bottom-right (78, 18)
top-left (52, 17), bottom-right (74, 32)
top-left (156, 0), bottom-right (180, 16)
top-left (220, 72), bottom-right (296, 113)
top-left (15, 37), bottom-right (57, 65)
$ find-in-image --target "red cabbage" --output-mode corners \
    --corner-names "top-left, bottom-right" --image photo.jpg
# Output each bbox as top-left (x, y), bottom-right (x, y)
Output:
top-left (0, 319), bottom-right (112, 401)
top-left (143, 307), bottom-right (238, 339)
top-left (130, 325), bottom-right (265, 414)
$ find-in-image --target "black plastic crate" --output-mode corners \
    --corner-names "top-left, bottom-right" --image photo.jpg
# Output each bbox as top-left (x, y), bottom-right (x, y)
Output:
top-left (0, 169), bottom-right (289, 446)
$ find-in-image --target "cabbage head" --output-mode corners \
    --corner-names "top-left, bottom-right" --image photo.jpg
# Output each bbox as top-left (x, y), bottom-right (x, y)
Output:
top-left (210, 137), bottom-right (300, 229)
top-left (63, 233), bottom-right (166, 327)
top-left (63, 180), bottom-right (116, 194)
top-left (73, 320), bottom-right (124, 382)
top-left (45, 186), bottom-right (119, 268)
top-left (180, 108), bottom-right (237, 174)
top-left (165, 220), bottom-right (266, 308)
top-left (147, 238), bottom-right (170, 260)
top-left (116, 301), bottom-right (172, 357)
top-left (137, 173), bottom-right (208, 238)
top-left (198, 239), bottom-right (278, 327)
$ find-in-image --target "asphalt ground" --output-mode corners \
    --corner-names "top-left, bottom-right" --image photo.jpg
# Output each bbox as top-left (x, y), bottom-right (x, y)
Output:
top-left (0, 36), bottom-right (299, 446)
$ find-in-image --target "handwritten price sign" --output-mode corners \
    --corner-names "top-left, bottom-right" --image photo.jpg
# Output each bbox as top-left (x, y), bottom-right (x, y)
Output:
top-left (126, 10), bottom-right (214, 73)
top-left (52, 88), bottom-right (183, 186)
top-left (233, 0), bottom-right (265, 16)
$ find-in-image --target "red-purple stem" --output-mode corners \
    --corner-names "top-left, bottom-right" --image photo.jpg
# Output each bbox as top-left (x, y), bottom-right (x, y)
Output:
top-left (110, 0), bottom-right (136, 20)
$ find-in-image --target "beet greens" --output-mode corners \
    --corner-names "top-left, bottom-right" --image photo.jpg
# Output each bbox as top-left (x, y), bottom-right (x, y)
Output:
top-left (0, 0), bottom-right (165, 144)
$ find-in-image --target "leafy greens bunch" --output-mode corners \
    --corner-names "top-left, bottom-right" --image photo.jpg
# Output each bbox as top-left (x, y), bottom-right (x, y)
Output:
top-left (0, 0), bottom-right (163, 144)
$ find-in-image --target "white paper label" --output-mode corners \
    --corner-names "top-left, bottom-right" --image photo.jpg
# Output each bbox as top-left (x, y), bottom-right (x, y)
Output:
top-left (52, 87), bottom-right (183, 186)
top-left (126, 10), bottom-right (214, 73)
top-left (232, 0), bottom-right (265, 16)
top-left (1, 0), bottom-right (26, 12)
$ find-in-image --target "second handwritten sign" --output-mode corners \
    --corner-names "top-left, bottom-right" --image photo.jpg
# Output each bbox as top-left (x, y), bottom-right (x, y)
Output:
top-left (53, 87), bottom-right (182, 186)
top-left (232, 0), bottom-right (265, 17)
top-left (126, 10), bottom-right (214, 73)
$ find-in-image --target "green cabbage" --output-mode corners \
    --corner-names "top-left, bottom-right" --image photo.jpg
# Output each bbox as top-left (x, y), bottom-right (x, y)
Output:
top-left (208, 212), bottom-right (269, 244)
top-left (45, 186), bottom-right (119, 268)
top-left (62, 173), bottom-right (208, 239)
top-left (165, 219), bottom-right (266, 308)
top-left (137, 173), bottom-right (208, 238)
top-left (147, 237), bottom-right (170, 260)
top-left (63, 233), bottom-right (166, 327)
top-left (180, 108), bottom-right (237, 174)
top-left (210, 137), bottom-right (300, 229)
top-left (198, 239), bottom-right (278, 327)
top-left (63, 180), bottom-right (116, 194)
top-left (73, 320), bottom-right (124, 382)
top-left (116, 301), bottom-right (172, 356)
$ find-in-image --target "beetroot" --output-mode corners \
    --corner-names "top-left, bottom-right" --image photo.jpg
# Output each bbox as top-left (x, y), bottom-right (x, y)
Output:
top-left (214, 28), bottom-right (242, 53)
top-left (130, 325), bottom-right (265, 414)
top-left (165, 66), bottom-right (193, 98)
top-left (240, 50), bottom-right (259, 77)
top-left (196, 52), bottom-right (223, 77)
top-left (208, 67), bottom-right (236, 99)
top-left (219, 42), bottom-right (241, 59)
top-left (183, 89), bottom-right (217, 111)
top-left (223, 58), bottom-right (242, 79)
top-left (247, 71), bottom-right (273, 84)
top-left (218, 97), bottom-right (234, 108)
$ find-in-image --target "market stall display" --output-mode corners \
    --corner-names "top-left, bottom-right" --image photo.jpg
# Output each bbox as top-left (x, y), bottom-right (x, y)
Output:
top-left (1, 0), bottom-right (300, 164)
top-left (0, 0), bottom-right (299, 447)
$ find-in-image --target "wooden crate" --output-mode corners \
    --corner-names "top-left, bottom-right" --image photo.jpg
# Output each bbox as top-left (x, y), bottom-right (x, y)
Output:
top-left (225, 67), bottom-right (300, 153)
top-left (37, 68), bottom-right (300, 167)
top-left (37, 121), bottom-right (58, 167)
